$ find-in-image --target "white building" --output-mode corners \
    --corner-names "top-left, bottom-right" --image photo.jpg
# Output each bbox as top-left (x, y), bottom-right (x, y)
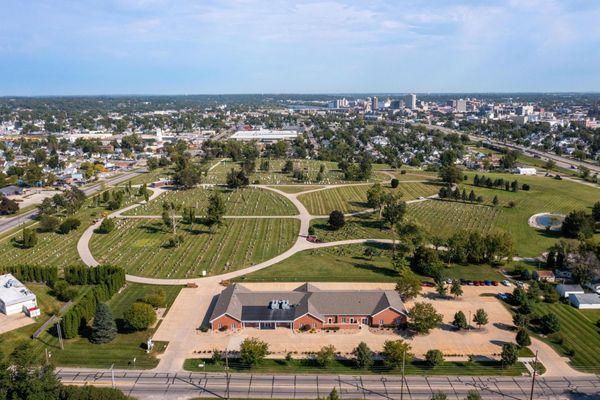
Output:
top-left (569, 293), bottom-right (600, 309)
top-left (230, 129), bottom-right (300, 143)
top-left (516, 167), bottom-right (537, 175)
top-left (404, 94), bottom-right (417, 110)
top-left (0, 274), bottom-right (39, 316)
top-left (556, 284), bottom-right (584, 298)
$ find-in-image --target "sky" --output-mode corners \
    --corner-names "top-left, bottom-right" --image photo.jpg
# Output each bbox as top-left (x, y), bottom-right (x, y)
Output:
top-left (1, 0), bottom-right (600, 95)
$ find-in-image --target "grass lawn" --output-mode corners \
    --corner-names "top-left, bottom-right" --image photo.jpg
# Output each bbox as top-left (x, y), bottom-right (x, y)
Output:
top-left (234, 244), bottom-right (505, 283)
top-left (35, 283), bottom-right (182, 369)
top-left (531, 302), bottom-right (600, 373)
top-left (269, 185), bottom-right (325, 194)
top-left (127, 167), bottom-right (173, 185)
top-left (403, 171), bottom-right (599, 257)
top-left (124, 186), bottom-right (297, 216)
top-left (298, 181), bottom-right (440, 215)
top-left (183, 357), bottom-right (528, 376)
top-left (91, 218), bottom-right (299, 278)
top-left (311, 214), bottom-right (392, 242)
top-left (205, 159), bottom-right (389, 185)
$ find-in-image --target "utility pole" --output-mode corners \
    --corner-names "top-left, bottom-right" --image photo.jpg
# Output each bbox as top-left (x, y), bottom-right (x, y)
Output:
top-left (400, 348), bottom-right (406, 400)
top-left (225, 349), bottom-right (230, 400)
top-left (529, 350), bottom-right (539, 400)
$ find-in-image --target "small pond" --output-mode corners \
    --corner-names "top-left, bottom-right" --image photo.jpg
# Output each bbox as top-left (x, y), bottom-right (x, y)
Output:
top-left (535, 213), bottom-right (565, 229)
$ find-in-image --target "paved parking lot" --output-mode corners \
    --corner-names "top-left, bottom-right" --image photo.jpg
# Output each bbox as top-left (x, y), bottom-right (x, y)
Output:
top-left (0, 312), bottom-right (35, 334)
top-left (154, 282), bottom-right (515, 365)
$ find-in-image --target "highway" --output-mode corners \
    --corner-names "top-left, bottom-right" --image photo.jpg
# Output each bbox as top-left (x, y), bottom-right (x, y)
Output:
top-left (0, 170), bottom-right (144, 235)
top-left (421, 124), bottom-right (600, 175)
top-left (57, 369), bottom-right (600, 399)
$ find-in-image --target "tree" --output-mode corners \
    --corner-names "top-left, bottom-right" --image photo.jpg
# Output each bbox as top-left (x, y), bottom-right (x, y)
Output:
top-left (473, 309), bottom-right (489, 329)
top-left (492, 195), bottom-right (499, 206)
top-left (282, 160), bottom-right (294, 173)
top-left (21, 228), bottom-right (37, 248)
top-left (328, 210), bottom-right (345, 230)
top-left (58, 217), bottom-right (81, 234)
top-left (593, 201), bottom-right (600, 222)
top-left (431, 393), bottom-right (448, 400)
top-left (206, 192), bottom-right (226, 228)
top-left (452, 311), bottom-right (468, 330)
top-left (450, 280), bottom-right (463, 298)
top-left (425, 349), bottom-right (444, 367)
top-left (226, 168), bottom-right (249, 189)
top-left (410, 246), bottom-right (443, 279)
top-left (561, 210), bottom-right (594, 239)
top-left (182, 206), bottom-right (196, 226)
top-left (390, 178), bottom-right (399, 188)
top-left (366, 183), bottom-right (386, 218)
top-left (435, 279), bottom-right (447, 298)
top-left (352, 342), bottom-right (373, 369)
top-left (439, 164), bottom-right (462, 184)
top-left (38, 214), bottom-right (60, 232)
top-left (408, 302), bottom-right (443, 334)
top-left (516, 329), bottom-right (531, 347)
top-left (240, 337), bottom-right (269, 366)
top-left (466, 390), bottom-right (482, 400)
top-left (0, 195), bottom-right (19, 215)
top-left (123, 302), bottom-right (156, 331)
top-left (96, 218), bottom-right (115, 234)
top-left (161, 201), bottom-right (181, 235)
top-left (90, 303), bottom-right (117, 344)
top-left (501, 343), bottom-right (519, 366)
top-left (395, 266), bottom-right (421, 300)
top-left (3, 342), bottom-right (60, 400)
top-left (540, 313), bottom-right (560, 333)
top-left (316, 345), bottom-right (336, 368)
top-left (259, 159), bottom-right (270, 171)
top-left (143, 288), bottom-right (166, 308)
top-left (382, 339), bottom-right (412, 369)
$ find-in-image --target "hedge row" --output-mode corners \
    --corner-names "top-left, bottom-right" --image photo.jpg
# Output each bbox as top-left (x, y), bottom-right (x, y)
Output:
top-left (60, 265), bottom-right (126, 339)
top-left (0, 265), bottom-right (58, 285)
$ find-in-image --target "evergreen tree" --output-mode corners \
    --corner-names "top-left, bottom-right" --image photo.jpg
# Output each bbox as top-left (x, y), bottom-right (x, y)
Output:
top-left (492, 195), bottom-right (499, 206)
top-left (90, 303), bottom-right (117, 344)
top-left (352, 342), bottom-right (374, 369)
top-left (452, 311), bottom-right (468, 330)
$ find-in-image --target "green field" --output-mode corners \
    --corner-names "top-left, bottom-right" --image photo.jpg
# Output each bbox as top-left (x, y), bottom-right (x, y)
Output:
top-left (311, 215), bottom-right (392, 242)
top-left (124, 187), bottom-right (297, 216)
top-left (204, 159), bottom-right (389, 185)
top-left (0, 191), bottom-right (146, 268)
top-left (183, 357), bottom-right (528, 376)
top-left (532, 302), bottom-right (600, 373)
top-left (234, 244), bottom-right (504, 283)
top-left (90, 218), bottom-right (299, 278)
top-left (397, 171), bottom-right (600, 257)
top-left (298, 182), bottom-right (440, 215)
top-left (268, 185), bottom-right (325, 194)
top-left (35, 283), bottom-right (182, 369)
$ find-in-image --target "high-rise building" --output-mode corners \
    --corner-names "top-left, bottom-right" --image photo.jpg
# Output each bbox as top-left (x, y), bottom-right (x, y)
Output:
top-left (454, 99), bottom-right (467, 112)
top-left (404, 93), bottom-right (416, 110)
top-left (371, 96), bottom-right (378, 111)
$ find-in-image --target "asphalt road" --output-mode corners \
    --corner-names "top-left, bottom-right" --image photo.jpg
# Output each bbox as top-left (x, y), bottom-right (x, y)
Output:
top-left (0, 170), bottom-right (144, 234)
top-left (421, 124), bottom-right (600, 175)
top-left (57, 369), bottom-right (600, 399)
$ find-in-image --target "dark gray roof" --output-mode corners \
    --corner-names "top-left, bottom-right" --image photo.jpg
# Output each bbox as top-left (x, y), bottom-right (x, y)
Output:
top-left (209, 283), bottom-right (406, 323)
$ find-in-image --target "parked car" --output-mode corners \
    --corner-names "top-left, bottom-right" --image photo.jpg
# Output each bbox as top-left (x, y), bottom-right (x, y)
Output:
top-left (492, 281), bottom-right (499, 286)
top-left (421, 281), bottom-right (434, 287)
top-left (467, 280), bottom-right (474, 286)
top-left (497, 293), bottom-right (509, 300)
top-left (501, 280), bottom-right (511, 287)
top-left (474, 281), bottom-right (480, 286)
top-left (484, 280), bottom-right (492, 286)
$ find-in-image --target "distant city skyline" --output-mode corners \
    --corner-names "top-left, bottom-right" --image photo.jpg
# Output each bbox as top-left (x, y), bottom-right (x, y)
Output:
top-left (1, 0), bottom-right (600, 96)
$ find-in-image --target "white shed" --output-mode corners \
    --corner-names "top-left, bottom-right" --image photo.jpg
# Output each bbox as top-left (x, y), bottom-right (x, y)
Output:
top-left (556, 284), bottom-right (584, 298)
top-left (0, 274), bottom-right (38, 315)
top-left (569, 293), bottom-right (600, 309)
top-left (516, 167), bottom-right (537, 175)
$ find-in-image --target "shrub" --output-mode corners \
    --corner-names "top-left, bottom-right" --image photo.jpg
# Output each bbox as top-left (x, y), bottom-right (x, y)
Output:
top-left (21, 228), bottom-right (37, 248)
top-left (390, 178), bottom-right (399, 188)
top-left (425, 349), bottom-right (444, 367)
top-left (95, 218), bottom-right (115, 234)
top-left (316, 345), bottom-right (336, 368)
top-left (540, 313), bottom-right (560, 334)
top-left (501, 343), bottom-right (518, 366)
top-left (58, 217), bottom-right (81, 234)
top-left (199, 324), bottom-right (209, 332)
top-left (240, 337), bottom-right (269, 366)
top-left (38, 215), bottom-right (60, 232)
top-left (308, 226), bottom-right (315, 236)
top-left (516, 329), bottom-right (531, 347)
top-left (123, 302), bottom-right (157, 331)
top-left (522, 183), bottom-right (530, 191)
top-left (400, 170), bottom-right (407, 175)
top-left (352, 342), bottom-right (373, 369)
top-left (143, 288), bottom-right (166, 308)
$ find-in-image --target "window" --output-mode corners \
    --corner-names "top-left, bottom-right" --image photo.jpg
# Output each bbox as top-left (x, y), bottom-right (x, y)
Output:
top-left (232, 323), bottom-right (236, 329)
top-left (218, 323), bottom-right (222, 329)
top-left (350, 318), bottom-right (355, 324)
top-left (312, 323), bottom-right (316, 328)
top-left (328, 318), bottom-right (333, 324)
top-left (362, 318), bottom-right (368, 324)
top-left (379, 319), bottom-right (384, 325)
top-left (342, 317), bottom-right (347, 323)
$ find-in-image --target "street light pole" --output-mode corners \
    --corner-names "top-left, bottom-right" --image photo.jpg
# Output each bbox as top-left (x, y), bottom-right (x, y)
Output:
top-left (400, 348), bottom-right (405, 400)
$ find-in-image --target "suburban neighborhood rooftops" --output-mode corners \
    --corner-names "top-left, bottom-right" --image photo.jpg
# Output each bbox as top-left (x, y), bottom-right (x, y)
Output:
top-left (209, 283), bottom-right (407, 323)
top-left (0, 274), bottom-right (36, 307)
top-left (557, 284), bottom-right (584, 291)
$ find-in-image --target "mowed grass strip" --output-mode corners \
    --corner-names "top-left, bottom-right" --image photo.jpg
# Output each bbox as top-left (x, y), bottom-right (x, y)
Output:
top-left (298, 182), bottom-right (440, 215)
top-left (533, 303), bottom-right (600, 372)
top-left (125, 187), bottom-right (297, 216)
top-left (407, 200), bottom-right (501, 237)
top-left (90, 218), bottom-right (299, 278)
